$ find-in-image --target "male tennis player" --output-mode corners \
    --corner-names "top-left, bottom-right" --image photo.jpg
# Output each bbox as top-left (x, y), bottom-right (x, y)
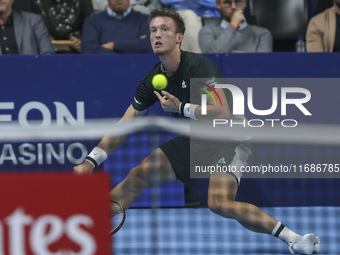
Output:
top-left (74, 8), bottom-right (320, 254)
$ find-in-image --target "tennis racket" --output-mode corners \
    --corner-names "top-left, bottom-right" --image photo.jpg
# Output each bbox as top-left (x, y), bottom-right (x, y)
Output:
top-left (110, 200), bottom-right (126, 235)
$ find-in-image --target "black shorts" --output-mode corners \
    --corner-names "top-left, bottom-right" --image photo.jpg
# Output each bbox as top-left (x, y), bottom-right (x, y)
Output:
top-left (159, 136), bottom-right (238, 184)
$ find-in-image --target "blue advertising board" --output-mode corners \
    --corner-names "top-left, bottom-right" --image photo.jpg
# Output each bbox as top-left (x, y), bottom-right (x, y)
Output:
top-left (1, 53), bottom-right (340, 207)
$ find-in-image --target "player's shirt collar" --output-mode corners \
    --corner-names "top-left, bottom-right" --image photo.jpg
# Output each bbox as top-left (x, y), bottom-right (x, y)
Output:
top-left (106, 6), bottom-right (132, 18)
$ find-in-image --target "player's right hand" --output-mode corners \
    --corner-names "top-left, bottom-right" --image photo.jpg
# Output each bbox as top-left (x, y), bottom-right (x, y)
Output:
top-left (73, 161), bottom-right (94, 175)
top-left (154, 90), bottom-right (181, 113)
top-left (230, 10), bottom-right (245, 28)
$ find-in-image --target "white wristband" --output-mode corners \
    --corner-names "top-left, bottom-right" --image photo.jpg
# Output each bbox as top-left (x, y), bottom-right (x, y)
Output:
top-left (85, 158), bottom-right (96, 167)
top-left (85, 147), bottom-right (108, 168)
top-left (183, 103), bottom-right (199, 120)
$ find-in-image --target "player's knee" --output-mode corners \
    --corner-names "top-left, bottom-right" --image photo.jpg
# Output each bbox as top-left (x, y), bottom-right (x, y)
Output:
top-left (125, 164), bottom-right (152, 191)
top-left (207, 196), bottom-right (237, 219)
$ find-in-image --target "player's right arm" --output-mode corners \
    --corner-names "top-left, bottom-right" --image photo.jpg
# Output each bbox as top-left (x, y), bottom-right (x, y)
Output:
top-left (73, 104), bottom-right (146, 175)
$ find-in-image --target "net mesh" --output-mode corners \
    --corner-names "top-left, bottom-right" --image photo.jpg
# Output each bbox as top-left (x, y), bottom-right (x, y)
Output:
top-left (0, 117), bottom-right (339, 254)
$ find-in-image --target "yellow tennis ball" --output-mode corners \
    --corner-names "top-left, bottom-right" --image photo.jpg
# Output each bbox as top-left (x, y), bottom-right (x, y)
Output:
top-left (152, 74), bottom-right (168, 90)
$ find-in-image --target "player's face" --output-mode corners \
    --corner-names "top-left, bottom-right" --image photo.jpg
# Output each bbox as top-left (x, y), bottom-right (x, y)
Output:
top-left (149, 16), bottom-right (182, 55)
top-left (0, 0), bottom-right (14, 15)
top-left (217, 0), bottom-right (246, 21)
top-left (107, 0), bottom-right (129, 14)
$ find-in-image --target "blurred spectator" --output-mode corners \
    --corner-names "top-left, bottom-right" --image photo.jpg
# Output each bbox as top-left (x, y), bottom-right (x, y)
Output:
top-left (314, 0), bottom-right (333, 16)
top-left (92, 0), bottom-right (107, 13)
top-left (82, 0), bottom-right (153, 54)
top-left (161, 0), bottom-right (219, 17)
top-left (12, 0), bottom-right (31, 12)
top-left (160, 0), bottom-right (206, 53)
top-left (30, 0), bottom-right (94, 53)
top-left (306, 0), bottom-right (340, 52)
top-left (0, 0), bottom-right (54, 54)
top-left (130, 0), bottom-right (162, 15)
top-left (92, 0), bottom-right (162, 14)
top-left (177, 9), bottom-right (201, 53)
top-left (199, 0), bottom-right (272, 53)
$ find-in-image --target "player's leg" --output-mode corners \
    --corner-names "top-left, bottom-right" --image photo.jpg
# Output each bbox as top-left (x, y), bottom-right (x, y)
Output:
top-left (110, 147), bottom-right (176, 210)
top-left (207, 171), bottom-right (278, 234)
top-left (207, 172), bottom-right (320, 254)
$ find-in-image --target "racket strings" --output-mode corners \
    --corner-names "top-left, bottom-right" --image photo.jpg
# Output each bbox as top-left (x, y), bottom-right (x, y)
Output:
top-left (111, 201), bottom-right (125, 234)
top-left (112, 202), bottom-right (123, 215)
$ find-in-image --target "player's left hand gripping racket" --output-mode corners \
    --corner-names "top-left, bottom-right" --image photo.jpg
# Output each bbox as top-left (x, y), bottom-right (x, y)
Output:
top-left (110, 200), bottom-right (126, 235)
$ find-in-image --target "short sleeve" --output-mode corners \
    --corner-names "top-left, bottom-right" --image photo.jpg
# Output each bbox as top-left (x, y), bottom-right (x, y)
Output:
top-left (132, 73), bottom-right (158, 111)
top-left (190, 57), bottom-right (224, 79)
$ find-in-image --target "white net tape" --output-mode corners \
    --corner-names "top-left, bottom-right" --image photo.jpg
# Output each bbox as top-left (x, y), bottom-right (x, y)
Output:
top-left (0, 116), bottom-right (339, 145)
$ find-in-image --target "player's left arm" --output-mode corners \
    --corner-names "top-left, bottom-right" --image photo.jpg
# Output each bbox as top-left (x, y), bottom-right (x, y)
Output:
top-left (194, 87), bottom-right (230, 120)
top-left (154, 89), bottom-right (230, 120)
top-left (190, 58), bottom-right (231, 120)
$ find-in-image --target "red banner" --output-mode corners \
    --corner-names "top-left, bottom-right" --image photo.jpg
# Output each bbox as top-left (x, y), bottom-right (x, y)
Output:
top-left (0, 173), bottom-right (111, 255)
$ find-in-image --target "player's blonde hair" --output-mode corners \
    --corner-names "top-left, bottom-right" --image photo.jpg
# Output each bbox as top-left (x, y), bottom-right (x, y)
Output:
top-left (149, 8), bottom-right (186, 34)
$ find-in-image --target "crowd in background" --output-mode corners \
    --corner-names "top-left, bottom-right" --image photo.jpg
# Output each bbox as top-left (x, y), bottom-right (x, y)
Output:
top-left (0, 0), bottom-right (339, 55)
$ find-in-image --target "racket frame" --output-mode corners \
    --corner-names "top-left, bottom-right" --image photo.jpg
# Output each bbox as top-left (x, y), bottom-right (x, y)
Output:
top-left (110, 200), bottom-right (126, 235)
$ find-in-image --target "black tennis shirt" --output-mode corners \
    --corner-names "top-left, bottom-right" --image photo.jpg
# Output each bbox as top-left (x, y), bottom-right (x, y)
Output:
top-left (132, 50), bottom-right (233, 117)
top-left (132, 51), bottom-right (243, 182)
